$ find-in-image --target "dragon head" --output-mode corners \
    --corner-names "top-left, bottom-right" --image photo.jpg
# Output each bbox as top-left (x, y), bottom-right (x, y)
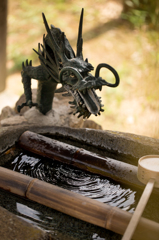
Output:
top-left (40, 9), bottom-right (120, 118)
top-left (59, 62), bottom-right (119, 118)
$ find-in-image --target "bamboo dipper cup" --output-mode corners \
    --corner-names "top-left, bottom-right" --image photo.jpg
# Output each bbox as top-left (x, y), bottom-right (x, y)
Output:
top-left (122, 155), bottom-right (159, 240)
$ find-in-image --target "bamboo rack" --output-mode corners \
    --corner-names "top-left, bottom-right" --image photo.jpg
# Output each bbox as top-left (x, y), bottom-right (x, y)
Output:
top-left (0, 166), bottom-right (159, 240)
top-left (18, 131), bottom-right (142, 188)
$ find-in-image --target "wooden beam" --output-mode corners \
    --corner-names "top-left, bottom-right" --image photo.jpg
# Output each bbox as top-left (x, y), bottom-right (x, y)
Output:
top-left (0, 0), bottom-right (7, 92)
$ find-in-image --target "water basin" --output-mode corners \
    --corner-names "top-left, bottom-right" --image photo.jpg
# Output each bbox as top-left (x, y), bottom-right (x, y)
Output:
top-left (1, 149), bottom-right (159, 240)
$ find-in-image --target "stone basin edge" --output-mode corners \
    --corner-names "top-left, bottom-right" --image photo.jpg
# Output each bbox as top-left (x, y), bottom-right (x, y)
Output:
top-left (0, 124), bottom-right (159, 166)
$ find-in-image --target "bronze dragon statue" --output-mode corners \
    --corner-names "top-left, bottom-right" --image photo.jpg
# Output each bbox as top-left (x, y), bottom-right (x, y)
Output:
top-left (18, 9), bottom-right (120, 119)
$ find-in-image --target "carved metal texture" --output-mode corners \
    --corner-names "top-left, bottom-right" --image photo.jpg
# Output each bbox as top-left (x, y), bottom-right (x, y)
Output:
top-left (18, 9), bottom-right (120, 118)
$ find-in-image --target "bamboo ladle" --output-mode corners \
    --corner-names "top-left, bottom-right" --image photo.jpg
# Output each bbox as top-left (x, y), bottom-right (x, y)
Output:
top-left (122, 155), bottom-right (159, 240)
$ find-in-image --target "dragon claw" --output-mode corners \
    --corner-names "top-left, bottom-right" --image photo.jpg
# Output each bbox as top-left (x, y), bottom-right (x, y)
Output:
top-left (22, 59), bottom-right (32, 70)
top-left (17, 101), bottom-right (39, 112)
top-left (22, 62), bottom-right (25, 70)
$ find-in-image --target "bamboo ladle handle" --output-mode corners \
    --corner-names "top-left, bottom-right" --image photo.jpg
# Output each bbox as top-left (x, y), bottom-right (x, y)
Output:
top-left (122, 178), bottom-right (155, 240)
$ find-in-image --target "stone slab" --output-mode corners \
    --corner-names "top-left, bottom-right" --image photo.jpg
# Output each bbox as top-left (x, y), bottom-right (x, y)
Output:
top-left (0, 206), bottom-right (52, 240)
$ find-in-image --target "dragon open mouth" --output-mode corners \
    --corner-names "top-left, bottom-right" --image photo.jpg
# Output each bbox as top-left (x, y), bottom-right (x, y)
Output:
top-left (59, 63), bottom-right (119, 119)
top-left (78, 89), bottom-right (101, 115)
top-left (63, 84), bottom-right (103, 118)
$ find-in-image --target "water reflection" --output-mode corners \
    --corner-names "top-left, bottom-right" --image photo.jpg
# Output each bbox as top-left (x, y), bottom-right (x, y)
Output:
top-left (2, 151), bottom-right (159, 239)
top-left (1, 151), bottom-right (138, 240)
top-left (11, 152), bottom-right (136, 212)
top-left (16, 202), bottom-right (55, 231)
top-left (16, 203), bottom-right (41, 221)
top-left (93, 233), bottom-right (106, 240)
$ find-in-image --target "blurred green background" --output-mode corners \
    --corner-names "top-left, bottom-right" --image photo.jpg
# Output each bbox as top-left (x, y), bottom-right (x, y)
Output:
top-left (5, 0), bottom-right (159, 138)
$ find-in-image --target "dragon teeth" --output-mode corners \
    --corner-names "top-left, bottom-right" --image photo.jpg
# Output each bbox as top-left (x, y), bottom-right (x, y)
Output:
top-left (78, 113), bottom-right (83, 118)
top-left (69, 101), bottom-right (75, 105)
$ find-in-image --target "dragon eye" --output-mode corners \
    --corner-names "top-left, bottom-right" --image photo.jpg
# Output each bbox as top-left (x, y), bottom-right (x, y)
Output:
top-left (60, 67), bottom-right (83, 87)
top-left (70, 73), bottom-right (75, 78)
top-left (69, 78), bottom-right (79, 86)
top-left (67, 71), bottom-right (79, 86)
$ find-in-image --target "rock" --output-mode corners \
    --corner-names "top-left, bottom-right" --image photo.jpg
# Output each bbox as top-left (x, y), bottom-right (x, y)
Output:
top-left (1, 106), bottom-right (15, 120)
top-left (23, 106), bottom-right (84, 128)
top-left (15, 89), bottom-right (37, 115)
top-left (82, 120), bottom-right (102, 130)
top-left (1, 115), bottom-right (27, 126)
top-left (14, 90), bottom-right (85, 128)
top-left (0, 90), bottom-right (102, 130)
top-left (23, 107), bottom-right (60, 126)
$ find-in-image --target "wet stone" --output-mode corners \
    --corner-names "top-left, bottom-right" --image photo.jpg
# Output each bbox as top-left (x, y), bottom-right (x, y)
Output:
top-left (0, 206), bottom-right (52, 240)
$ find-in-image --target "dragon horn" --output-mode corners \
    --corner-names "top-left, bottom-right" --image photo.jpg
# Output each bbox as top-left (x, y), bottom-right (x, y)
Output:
top-left (76, 8), bottom-right (84, 60)
top-left (42, 12), bottom-right (68, 64)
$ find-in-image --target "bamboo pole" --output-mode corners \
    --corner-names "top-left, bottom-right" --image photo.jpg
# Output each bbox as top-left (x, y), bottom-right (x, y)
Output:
top-left (0, 166), bottom-right (159, 240)
top-left (18, 131), bottom-right (142, 188)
